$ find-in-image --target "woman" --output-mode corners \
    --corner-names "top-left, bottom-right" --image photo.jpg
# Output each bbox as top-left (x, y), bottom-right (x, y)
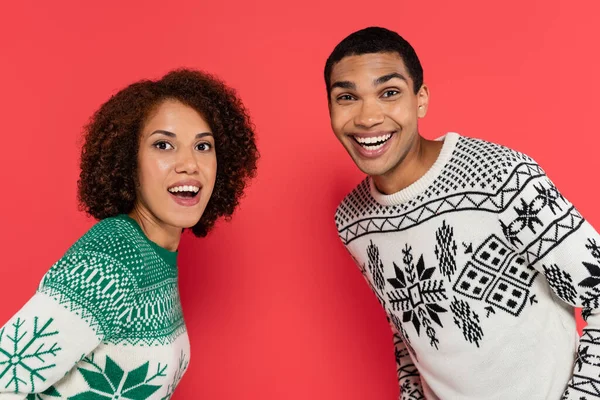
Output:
top-left (0, 69), bottom-right (259, 399)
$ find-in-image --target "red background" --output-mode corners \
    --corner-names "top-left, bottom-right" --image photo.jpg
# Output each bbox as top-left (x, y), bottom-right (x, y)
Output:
top-left (1, 1), bottom-right (599, 399)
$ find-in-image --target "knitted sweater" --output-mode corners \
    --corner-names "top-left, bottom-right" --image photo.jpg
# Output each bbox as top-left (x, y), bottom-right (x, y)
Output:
top-left (0, 215), bottom-right (189, 399)
top-left (335, 132), bottom-right (600, 400)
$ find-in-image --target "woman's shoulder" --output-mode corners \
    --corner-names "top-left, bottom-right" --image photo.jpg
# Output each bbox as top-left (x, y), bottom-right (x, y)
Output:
top-left (38, 216), bottom-right (144, 339)
top-left (68, 215), bottom-right (145, 261)
top-left (41, 216), bottom-right (145, 284)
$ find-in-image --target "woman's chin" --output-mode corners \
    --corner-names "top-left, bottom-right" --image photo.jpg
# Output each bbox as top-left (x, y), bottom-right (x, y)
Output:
top-left (162, 212), bottom-right (203, 231)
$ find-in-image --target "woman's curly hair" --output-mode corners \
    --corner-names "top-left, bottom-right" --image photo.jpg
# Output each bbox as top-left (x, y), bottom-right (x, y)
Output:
top-left (78, 69), bottom-right (259, 237)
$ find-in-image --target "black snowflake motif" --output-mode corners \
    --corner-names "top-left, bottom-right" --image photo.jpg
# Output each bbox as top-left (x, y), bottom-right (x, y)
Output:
top-left (579, 262), bottom-right (600, 289)
top-left (574, 345), bottom-right (600, 373)
top-left (435, 221), bottom-right (458, 281)
top-left (581, 293), bottom-right (599, 322)
top-left (501, 180), bottom-right (563, 247)
top-left (580, 238), bottom-right (600, 288)
top-left (543, 264), bottom-right (577, 304)
top-left (580, 239), bottom-right (600, 321)
top-left (386, 244), bottom-right (448, 349)
top-left (450, 296), bottom-right (484, 347)
top-left (400, 379), bottom-right (425, 400)
top-left (587, 238), bottom-right (600, 260)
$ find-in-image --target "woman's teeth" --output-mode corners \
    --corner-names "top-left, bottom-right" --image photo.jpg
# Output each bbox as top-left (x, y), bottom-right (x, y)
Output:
top-left (168, 185), bottom-right (200, 194)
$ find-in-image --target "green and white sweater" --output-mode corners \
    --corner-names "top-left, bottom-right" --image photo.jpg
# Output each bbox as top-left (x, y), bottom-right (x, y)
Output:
top-left (0, 215), bottom-right (189, 399)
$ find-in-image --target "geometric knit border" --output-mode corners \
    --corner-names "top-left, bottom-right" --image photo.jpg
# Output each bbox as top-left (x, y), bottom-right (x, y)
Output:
top-left (39, 286), bottom-right (187, 347)
top-left (106, 322), bottom-right (187, 347)
top-left (568, 374), bottom-right (600, 397)
top-left (582, 329), bottom-right (600, 345)
top-left (338, 162), bottom-right (544, 245)
top-left (38, 286), bottom-right (105, 339)
top-left (522, 206), bottom-right (585, 265)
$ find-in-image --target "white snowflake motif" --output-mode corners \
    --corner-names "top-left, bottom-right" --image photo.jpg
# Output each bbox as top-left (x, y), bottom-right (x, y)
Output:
top-left (0, 317), bottom-right (61, 393)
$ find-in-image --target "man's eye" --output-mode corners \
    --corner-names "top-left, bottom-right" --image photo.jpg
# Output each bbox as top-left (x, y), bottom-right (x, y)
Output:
top-left (382, 90), bottom-right (399, 98)
top-left (338, 94), bottom-right (354, 101)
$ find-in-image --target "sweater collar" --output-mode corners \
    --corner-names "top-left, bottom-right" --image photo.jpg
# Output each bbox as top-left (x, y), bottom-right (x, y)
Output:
top-left (369, 132), bottom-right (460, 206)
top-left (117, 214), bottom-right (178, 268)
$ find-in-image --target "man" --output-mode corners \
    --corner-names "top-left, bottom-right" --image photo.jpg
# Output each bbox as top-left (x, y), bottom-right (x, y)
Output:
top-left (326, 26), bottom-right (600, 400)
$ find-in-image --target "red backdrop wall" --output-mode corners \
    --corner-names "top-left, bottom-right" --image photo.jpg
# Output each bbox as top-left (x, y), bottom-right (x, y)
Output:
top-left (1, 1), bottom-right (599, 398)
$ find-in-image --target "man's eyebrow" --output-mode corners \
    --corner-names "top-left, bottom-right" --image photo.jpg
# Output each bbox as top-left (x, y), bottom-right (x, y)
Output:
top-left (330, 73), bottom-right (407, 92)
top-left (374, 73), bottom-right (407, 86)
top-left (330, 81), bottom-right (356, 91)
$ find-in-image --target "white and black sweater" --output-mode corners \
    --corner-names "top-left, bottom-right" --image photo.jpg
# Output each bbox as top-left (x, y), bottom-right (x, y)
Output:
top-left (335, 132), bottom-right (600, 400)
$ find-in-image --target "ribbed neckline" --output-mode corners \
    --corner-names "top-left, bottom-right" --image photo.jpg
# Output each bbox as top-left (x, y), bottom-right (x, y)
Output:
top-left (370, 132), bottom-right (460, 206)
top-left (116, 214), bottom-right (178, 268)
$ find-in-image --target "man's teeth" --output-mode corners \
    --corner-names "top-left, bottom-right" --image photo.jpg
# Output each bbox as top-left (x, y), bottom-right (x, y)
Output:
top-left (168, 185), bottom-right (200, 193)
top-left (354, 133), bottom-right (392, 146)
top-left (366, 142), bottom-right (386, 151)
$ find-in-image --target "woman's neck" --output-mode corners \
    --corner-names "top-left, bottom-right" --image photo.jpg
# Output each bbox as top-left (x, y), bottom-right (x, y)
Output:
top-left (128, 208), bottom-right (181, 251)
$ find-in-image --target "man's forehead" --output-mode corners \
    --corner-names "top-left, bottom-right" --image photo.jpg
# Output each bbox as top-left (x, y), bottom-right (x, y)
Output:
top-left (331, 53), bottom-right (410, 82)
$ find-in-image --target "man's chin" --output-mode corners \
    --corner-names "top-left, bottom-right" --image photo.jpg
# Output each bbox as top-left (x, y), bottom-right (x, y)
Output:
top-left (346, 150), bottom-right (384, 174)
top-left (354, 160), bottom-right (390, 177)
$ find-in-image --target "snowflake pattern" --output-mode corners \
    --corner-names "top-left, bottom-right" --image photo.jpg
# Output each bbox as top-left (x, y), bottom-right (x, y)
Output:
top-left (25, 385), bottom-right (61, 399)
top-left (0, 317), bottom-right (61, 393)
top-left (71, 353), bottom-right (166, 399)
top-left (501, 181), bottom-right (564, 247)
top-left (400, 379), bottom-right (425, 400)
top-left (386, 244), bottom-right (448, 349)
top-left (580, 239), bottom-right (600, 321)
top-left (161, 350), bottom-right (188, 400)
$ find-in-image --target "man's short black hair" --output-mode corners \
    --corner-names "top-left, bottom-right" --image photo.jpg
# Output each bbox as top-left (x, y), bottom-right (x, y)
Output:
top-left (324, 27), bottom-right (423, 96)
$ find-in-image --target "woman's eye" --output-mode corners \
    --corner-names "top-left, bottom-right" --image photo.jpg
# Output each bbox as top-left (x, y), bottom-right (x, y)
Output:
top-left (154, 141), bottom-right (174, 150)
top-left (197, 143), bottom-right (212, 151)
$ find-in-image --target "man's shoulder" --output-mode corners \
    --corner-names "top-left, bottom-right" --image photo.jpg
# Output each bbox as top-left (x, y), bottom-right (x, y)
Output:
top-left (448, 134), bottom-right (540, 188)
top-left (334, 178), bottom-right (374, 231)
top-left (456, 134), bottom-right (536, 166)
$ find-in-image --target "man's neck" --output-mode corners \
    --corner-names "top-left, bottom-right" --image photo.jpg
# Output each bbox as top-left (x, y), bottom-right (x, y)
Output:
top-left (373, 136), bottom-right (444, 195)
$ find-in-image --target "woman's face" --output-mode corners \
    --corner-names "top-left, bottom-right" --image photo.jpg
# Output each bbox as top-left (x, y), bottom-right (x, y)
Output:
top-left (134, 99), bottom-right (217, 231)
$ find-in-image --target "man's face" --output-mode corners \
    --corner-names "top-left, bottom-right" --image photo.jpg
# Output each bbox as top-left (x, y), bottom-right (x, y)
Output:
top-left (328, 52), bottom-right (429, 177)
